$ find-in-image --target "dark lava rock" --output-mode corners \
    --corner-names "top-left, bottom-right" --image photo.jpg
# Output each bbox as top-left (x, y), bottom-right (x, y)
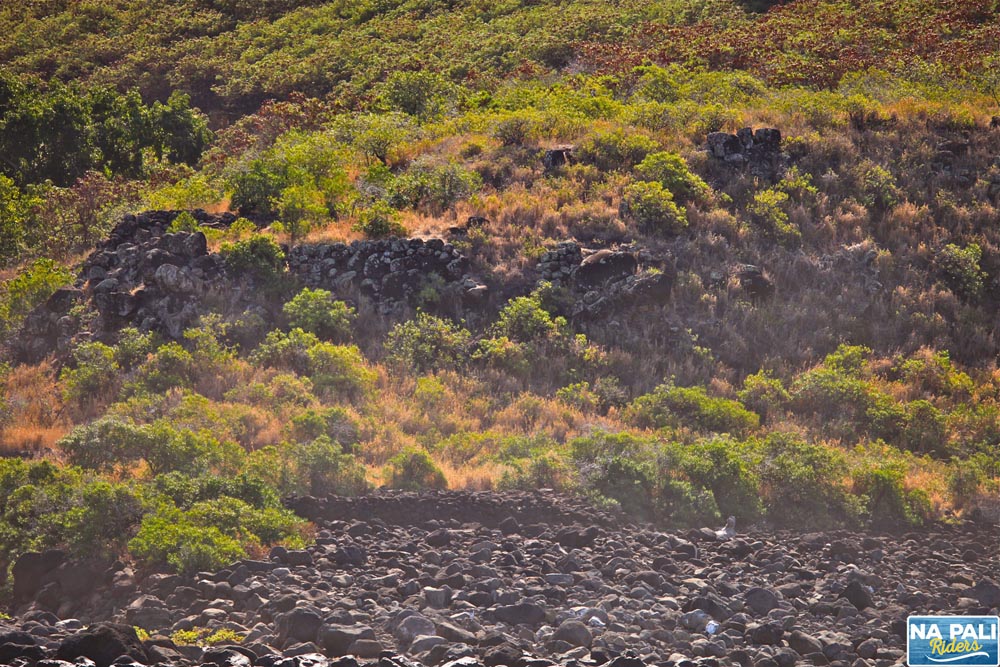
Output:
top-left (750, 623), bottom-right (784, 646)
top-left (12, 549), bottom-right (66, 600)
top-left (744, 587), bottom-right (780, 615)
top-left (56, 624), bottom-right (149, 667)
top-left (494, 603), bottom-right (546, 625)
top-left (552, 619), bottom-right (592, 648)
top-left (840, 581), bottom-right (873, 610)
top-left (972, 580), bottom-right (1000, 608)
top-left (318, 624), bottom-right (376, 656)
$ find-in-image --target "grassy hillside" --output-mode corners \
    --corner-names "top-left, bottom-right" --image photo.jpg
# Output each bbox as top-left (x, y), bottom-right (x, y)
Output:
top-left (0, 0), bottom-right (998, 580)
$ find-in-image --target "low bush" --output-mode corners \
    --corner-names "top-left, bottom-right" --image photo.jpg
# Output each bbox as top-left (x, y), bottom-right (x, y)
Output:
top-left (385, 313), bottom-right (472, 372)
top-left (622, 181), bottom-right (687, 234)
top-left (220, 234), bottom-right (285, 280)
top-left (627, 383), bottom-right (759, 436)
top-left (283, 288), bottom-right (354, 341)
top-left (353, 201), bottom-right (406, 238)
top-left (384, 447), bottom-right (447, 490)
top-left (634, 151), bottom-right (710, 205)
top-left (936, 243), bottom-right (986, 301)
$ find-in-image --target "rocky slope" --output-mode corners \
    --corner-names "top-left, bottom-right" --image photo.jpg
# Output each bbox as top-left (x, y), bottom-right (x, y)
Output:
top-left (3, 491), bottom-right (998, 667)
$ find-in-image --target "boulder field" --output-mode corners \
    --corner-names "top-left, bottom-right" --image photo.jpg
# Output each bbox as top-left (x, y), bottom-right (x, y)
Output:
top-left (2, 490), bottom-right (998, 667)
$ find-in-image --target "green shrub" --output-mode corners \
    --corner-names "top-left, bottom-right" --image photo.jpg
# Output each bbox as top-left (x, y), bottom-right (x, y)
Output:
top-left (860, 164), bottom-right (899, 214)
top-left (737, 370), bottom-right (790, 423)
top-left (58, 417), bottom-right (151, 473)
top-left (306, 342), bottom-right (376, 400)
top-left (385, 313), bottom-right (472, 372)
top-left (498, 453), bottom-right (570, 491)
top-left (220, 234), bottom-right (285, 279)
top-left (384, 447), bottom-right (447, 490)
top-left (755, 433), bottom-right (858, 527)
top-left (252, 328), bottom-right (319, 374)
top-left (288, 406), bottom-right (358, 448)
top-left (129, 508), bottom-right (246, 576)
top-left (54, 481), bottom-right (145, 558)
top-left (493, 294), bottom-right (561, 342)
top-left (655, 478), bottom-right (721, 526)
top-left (380, 70), bottom-right (457, 119)
top-left (852, 462), bottom-right (931, 529)
top-left (635, 151), bottom-right (710, 204)
top-left (623, 181), bottom-right (687, 234)
top-left (114, 327), bottom-right (158, 370)
top-left (677, 438), bottom-right (762, 522)
top-left (747, 188), bottom-right (800, 246)
top-left (388, 161), bottom-right (482, 213)
top-left (133, 342), bottom-right (195, 393)
top-left (583, 455), bottom-right (656, 519)
top-left (167, 211), bottom-right (199, 233)
top-left (153, 472), bottom-right (280, 510)
top-left (472, 336), bottom-right (531, 375)
top-left (577, 129), bottom-right (659, 171)
top-left (627, 383), bottom-right (759, 436)
top-left (901, 400), bottom-right (949, 457)
top-left (283, 288), bottom-right (355, 341)
top-left (60, 341), bottom-right (120, 407)
top-left (0, 259), bottom-right (73, 335)
top-left (936, 243), bottom-right (986, 300)
top-left (353, 201), bottom-right (406, 238)
top-left (295, 437), bottom-right (371, 496)
top-left (228, 160), bottom-right (284, 217)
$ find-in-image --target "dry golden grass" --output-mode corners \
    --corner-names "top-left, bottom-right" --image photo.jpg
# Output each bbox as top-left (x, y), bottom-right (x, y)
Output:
top-left (0, 362), bottom-right (71, 456)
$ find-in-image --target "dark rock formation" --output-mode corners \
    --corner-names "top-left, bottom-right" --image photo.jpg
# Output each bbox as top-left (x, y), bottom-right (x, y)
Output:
top-left (706, 127), bottom-right (783, 179)
top-left (286, 238), bottom-right (485, 313)
top-left (543, 146), bottom-right (574, 171)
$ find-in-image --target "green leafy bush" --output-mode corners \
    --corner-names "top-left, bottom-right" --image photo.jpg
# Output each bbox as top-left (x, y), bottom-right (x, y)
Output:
top-left (852, 462), bottom-right (931, 528)
top-left (60, 341), bottom-right (120, 408)
top-left (129, 508), bottom-right (247, 576)
top-left (353, 201), bottom-right (406, 238)
top-left (252, 328), bottom-right (319, 374)
top-left (306, 342), bottom-right (376, 400)
top-left (288, 406), bottom-right (358, 448)
top-left (747, 188), bottom-right (800, 246)
top-left (385, 313), bottom-right (472, 372)
top-left (384, 447), bottom-right (447, 490)
top-left (283, 288), bottom-right (355, 341)
top-left (627, 383), bottom-right (759, 436)
top-left (936, 243), bottom-right (986, 301)
top-left (737, 370), bottom-right (790, 423)
top-left (635, 151), bottom-right (710, 204)
top-left (623, 181), bottom-right (687, 234)
top-left (220, 234), bottom-right (286, 279)
top-left (0, 259), bottom-right (72, 335)
top-left (577, 129), bottom-right (659, 171)
top-left (493, 294), bottom-right (562, 342)
top-left (755, 433), bottom-right (858, 527)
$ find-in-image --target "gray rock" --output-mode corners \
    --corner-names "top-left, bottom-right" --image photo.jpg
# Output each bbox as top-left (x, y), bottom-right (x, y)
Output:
top-left (494, 602), bottom-right (546, 625)
top-left (552, 619), bottom-right (592, 648)
top-left (317, 624), bottom-right (376, 656)
top-left (744, 587), bottom-right (780, 615)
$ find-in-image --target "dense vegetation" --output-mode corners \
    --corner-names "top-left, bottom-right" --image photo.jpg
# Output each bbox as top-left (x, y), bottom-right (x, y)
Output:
top-left (1, 0), bottom-right (998, 583)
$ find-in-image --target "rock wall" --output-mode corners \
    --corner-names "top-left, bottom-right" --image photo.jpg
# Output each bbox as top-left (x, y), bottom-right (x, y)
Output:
top-left (285, 489), bottom-right (623, 530)
top-left (536, 242), bottom-right (674, 319)
top-left (706, 127), bottom-right (783, 179)
top-left (287, 239), bottom-right (487, 313)
top-left (14, 211), bottom-right (234, 362)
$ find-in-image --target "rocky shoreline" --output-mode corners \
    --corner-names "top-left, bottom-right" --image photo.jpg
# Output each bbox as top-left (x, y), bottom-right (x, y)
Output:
top-left (1, 491), bottom-right (998, 667)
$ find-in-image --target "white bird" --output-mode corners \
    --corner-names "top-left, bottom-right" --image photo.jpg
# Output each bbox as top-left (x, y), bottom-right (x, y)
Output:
top-left (714, 515), bottom-right (736, 540)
